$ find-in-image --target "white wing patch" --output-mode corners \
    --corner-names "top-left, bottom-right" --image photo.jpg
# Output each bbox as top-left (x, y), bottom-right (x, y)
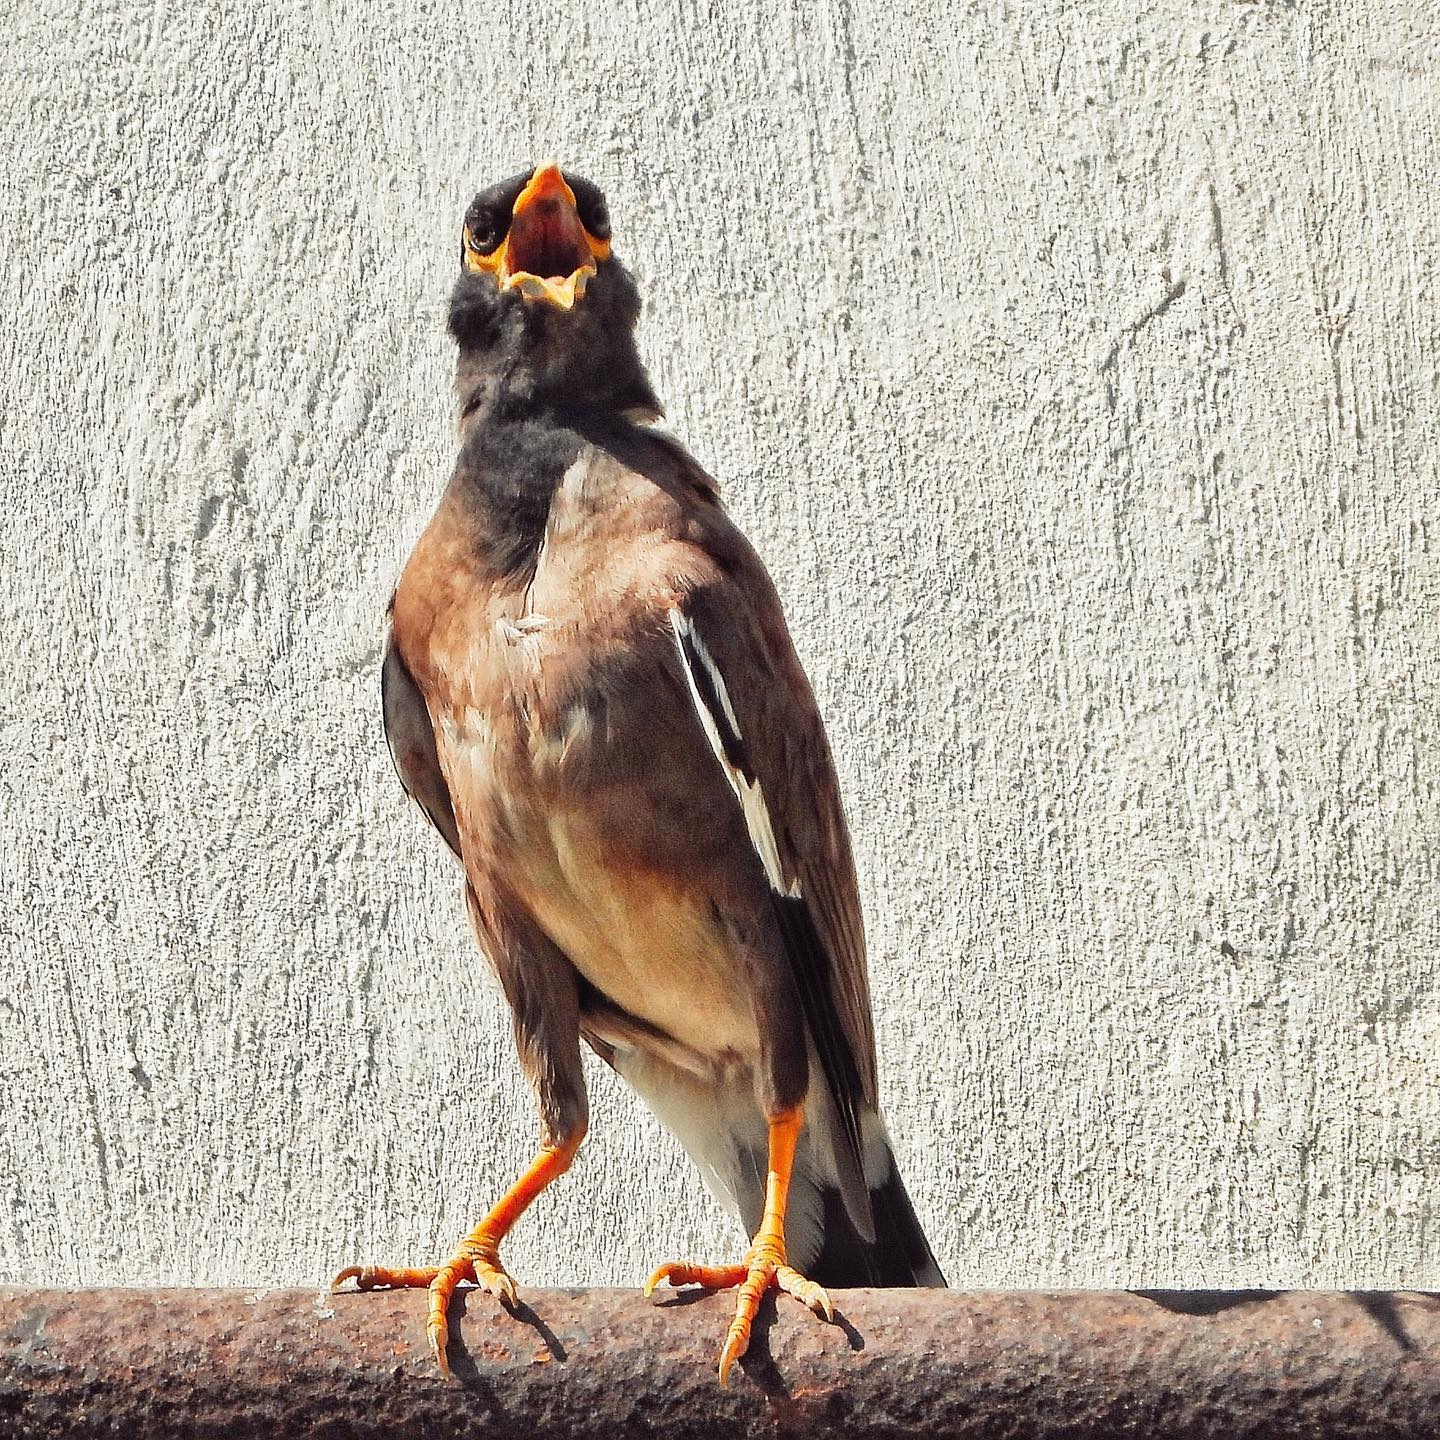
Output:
top-left (669, 608), bottom-right (801, 900)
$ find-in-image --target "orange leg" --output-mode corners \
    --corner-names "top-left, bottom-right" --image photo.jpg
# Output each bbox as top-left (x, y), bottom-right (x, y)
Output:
top-left (334, 1139), bottom-right (576, 1377)
top-left (645, 1105), bottom-right (833, 1384)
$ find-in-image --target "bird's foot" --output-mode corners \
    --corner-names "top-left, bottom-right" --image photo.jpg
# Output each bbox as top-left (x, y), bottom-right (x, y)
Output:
top-left (333, 1239), bottom-right (516, 1377)
top-left (334, 1142), bottom-right (574, 1377)
top-left (645, 1240), bottom-right (833, 1384)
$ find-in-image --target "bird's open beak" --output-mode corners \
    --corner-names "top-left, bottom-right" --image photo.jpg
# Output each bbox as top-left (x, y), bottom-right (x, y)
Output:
top-left (469, 163), bottom-right (611, 311)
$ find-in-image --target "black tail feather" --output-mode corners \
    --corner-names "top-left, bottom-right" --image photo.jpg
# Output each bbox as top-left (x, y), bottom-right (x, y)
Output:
top-left (811, 1163), bottom-right (946, 1289)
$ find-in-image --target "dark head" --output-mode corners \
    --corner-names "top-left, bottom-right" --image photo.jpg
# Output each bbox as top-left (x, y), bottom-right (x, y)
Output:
top-left (449, 162), bottom-right (660, 419)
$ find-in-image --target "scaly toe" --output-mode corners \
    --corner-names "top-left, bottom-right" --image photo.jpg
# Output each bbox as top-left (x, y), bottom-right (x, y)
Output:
top-left (645, 1261), bottom-right (748, 1296)
top-left (473, 1258), bottom-right (519, 1307)
top-left (425, 1257), bottom-right (481, 1382)
top-left (332, 1264), bottom-right (444, 1292)
top-left (777, 1264), bottom-right (833, 1321)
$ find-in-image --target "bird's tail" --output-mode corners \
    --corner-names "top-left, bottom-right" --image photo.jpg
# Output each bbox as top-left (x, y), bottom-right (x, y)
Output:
top-left (614, 1049), bottom-right (945, 1288)
top-left (806, 1140), bottom-right (947, 1288)
top-left (724, 1110), bottom-right (948, 1288)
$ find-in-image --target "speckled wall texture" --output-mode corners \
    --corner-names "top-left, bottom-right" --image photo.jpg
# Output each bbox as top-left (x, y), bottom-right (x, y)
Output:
top-left (1, 0), bottom-right (1436, 1294)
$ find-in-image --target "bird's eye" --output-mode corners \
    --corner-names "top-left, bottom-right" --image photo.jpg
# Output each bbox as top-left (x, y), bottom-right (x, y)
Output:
top-left (567, 177), bottom-right (611, 241)
top-left (581, 198), bottom-right (610, 241)
top-left (465, 211), bottom-right (503, 256)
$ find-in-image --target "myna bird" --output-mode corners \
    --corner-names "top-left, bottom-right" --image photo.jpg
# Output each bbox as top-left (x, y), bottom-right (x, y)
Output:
top-left (335, 162), bottom-right (945, 1383)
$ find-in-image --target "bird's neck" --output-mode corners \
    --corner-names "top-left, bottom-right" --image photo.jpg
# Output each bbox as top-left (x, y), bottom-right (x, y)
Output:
top-left (450, 407), bottom-right (563, 577)
top-left (451, 388), bottom-right (664, 580)
top-left (454, 348), bottom-right (662, 437)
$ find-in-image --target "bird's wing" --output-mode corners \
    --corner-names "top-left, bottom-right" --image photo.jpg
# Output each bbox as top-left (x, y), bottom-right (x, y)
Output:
top-left (668, 528), bottom-right (879, 1165)
top-left (381, 610), bottom-right (461, 860)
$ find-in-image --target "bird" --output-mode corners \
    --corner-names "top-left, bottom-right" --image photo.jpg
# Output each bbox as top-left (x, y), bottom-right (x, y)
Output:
top-left (334, 161), bottom-right (945, 1384)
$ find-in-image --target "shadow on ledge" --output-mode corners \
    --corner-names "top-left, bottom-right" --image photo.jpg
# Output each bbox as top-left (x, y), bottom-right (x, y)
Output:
top-left (1134, 1286), bottom-right (1440, 1355)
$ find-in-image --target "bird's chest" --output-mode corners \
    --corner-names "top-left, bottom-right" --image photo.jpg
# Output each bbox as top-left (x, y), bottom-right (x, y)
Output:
top-left (431, 606), bottom-right (603, 819)
top-left (391, 457), bottom-right (752, 1057)
top-left (427, 616), bottom-right (748, 1057)
top-left (395, 472), bottom-right (608, 760)
top-left (398, 458), bottom-right (691, 818)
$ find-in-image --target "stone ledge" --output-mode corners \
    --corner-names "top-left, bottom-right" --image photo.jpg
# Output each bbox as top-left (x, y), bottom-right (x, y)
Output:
top-left (2, 1286), bottom-right (1438, 1437)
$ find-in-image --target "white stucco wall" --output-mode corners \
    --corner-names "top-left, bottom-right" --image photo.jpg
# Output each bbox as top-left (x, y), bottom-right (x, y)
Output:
top-left (2, 0), bottom-right (1436, 1294)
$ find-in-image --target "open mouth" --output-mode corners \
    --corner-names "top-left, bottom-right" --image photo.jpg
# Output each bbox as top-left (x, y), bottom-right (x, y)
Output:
top-left (472, 164), bottom-right (598, 311)
top-left (500, 196), bottom-right (596, 310)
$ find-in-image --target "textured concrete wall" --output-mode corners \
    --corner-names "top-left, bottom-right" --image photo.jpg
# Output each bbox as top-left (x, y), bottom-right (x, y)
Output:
top-left (2, 0), bottom-right (1436, 1295)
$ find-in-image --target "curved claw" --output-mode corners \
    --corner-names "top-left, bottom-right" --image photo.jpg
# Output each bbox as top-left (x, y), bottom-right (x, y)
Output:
top-left (472, 1254), bottom-right (519, 1307)
top-left (777, 1264), bottom-right (834, 1322)
top-left (718, 1324), bottom-right (748, 1387)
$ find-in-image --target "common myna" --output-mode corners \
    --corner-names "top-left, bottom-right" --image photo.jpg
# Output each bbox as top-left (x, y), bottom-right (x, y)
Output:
top-left (336, 162), bottom-right (945, 1383)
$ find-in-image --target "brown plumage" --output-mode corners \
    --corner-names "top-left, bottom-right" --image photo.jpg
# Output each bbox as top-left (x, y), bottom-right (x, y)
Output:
top-left (337, 162), bottom-right (943, 1385)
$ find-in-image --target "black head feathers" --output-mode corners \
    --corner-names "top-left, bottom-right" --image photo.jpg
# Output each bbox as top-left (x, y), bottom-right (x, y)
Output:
top-left (448, 164), bottom-right (657, 419)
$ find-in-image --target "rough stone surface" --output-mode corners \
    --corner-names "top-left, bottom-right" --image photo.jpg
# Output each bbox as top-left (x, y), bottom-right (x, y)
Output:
top-left (5, 1287), bottom-right (1440, 1439)
top-left (0, 0), bottom-right (1436, 1297)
